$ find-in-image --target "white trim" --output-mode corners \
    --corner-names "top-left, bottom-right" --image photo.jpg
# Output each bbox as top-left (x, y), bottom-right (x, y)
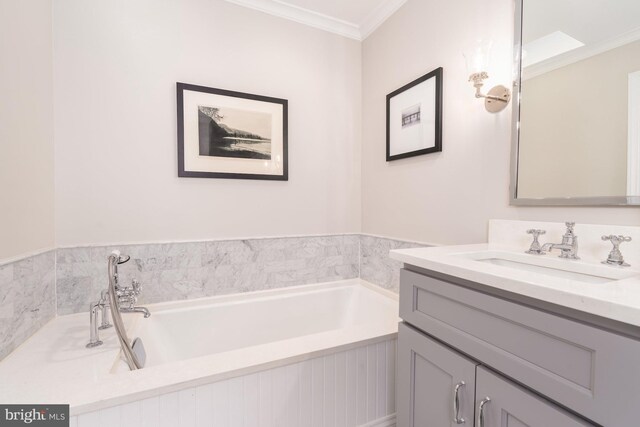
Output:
top-left (0, 247), bottom-right (55, 267)
top-left (523, 27), bottom-right (640, 80)
top-left (223, 0), bottom-right (361, 40)
top-left (57, 232), bottom-right (360, 250)
top-left (358, 414), bottom-right (397, 427)
top-left (5, 234), bottom-right (435, 262)
top-left (222, 0), bottom-right (406, 41)
top-left (629, 71), bottom-right (640, 196)
top-left (359, 0), bottom-right (407, 40)
top-left (359, 232), bottom-right (441, 247)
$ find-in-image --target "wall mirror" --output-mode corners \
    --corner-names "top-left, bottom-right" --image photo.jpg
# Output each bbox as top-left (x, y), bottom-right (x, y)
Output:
top-left (512, 0), bottom-right (640, 205)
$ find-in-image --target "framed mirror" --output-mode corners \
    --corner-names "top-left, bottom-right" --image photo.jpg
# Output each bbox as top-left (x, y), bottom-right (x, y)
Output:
top-left (511, 0), bottom-right (640, 206)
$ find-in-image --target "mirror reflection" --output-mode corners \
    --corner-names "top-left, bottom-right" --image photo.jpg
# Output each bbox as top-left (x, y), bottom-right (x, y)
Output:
top-left (515, 0), bottom-right (640, 201)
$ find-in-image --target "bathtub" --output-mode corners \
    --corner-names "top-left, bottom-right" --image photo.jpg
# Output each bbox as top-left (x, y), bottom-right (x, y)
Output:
top-left (120, 281), bottom-right (397, 370)
top-left (0, 279), bottom-right (399, 426)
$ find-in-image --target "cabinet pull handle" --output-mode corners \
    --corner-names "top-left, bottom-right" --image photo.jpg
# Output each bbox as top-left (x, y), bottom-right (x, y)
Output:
top-left (453, 381), bottom-right (466, 424)
top-left (477, 397), bottom-right (491, 427)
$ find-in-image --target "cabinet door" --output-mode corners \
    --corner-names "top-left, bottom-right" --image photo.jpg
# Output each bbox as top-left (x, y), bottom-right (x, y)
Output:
top-left (475, 367), bottom-right (594, 427)
top-left (397, 322), bottom-right (478, 427)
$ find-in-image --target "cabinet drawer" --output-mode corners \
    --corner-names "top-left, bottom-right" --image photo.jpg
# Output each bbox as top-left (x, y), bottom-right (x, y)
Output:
top-left (400, 268), bottom-right (640, 426)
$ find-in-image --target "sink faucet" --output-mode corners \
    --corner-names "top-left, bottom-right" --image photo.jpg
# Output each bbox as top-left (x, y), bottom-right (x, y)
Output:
top-left (541, 222), bottom-right (580, 260)
top-left (87, 254), bottom-right (150, 348)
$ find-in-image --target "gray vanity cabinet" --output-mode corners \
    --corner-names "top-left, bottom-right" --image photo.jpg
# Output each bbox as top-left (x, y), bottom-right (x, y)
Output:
top-left (397, 267), bottom-right (640, 426)
top-left (397, 324), bottom-right (591, 427)
top-left (475, 367), bottom-right (591, 427)
top-left (397, 322), bottom-right (478, 427)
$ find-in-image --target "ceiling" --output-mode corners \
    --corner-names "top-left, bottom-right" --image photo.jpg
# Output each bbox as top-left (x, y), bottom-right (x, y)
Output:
top-left (277, 0), bottom-right (389, 24)
top-left (522, 0), bottom-right (640, 73)
top-left (523, 0), bottom-right (640, 46)
top-left (223, 0), bottom-right (407, 40)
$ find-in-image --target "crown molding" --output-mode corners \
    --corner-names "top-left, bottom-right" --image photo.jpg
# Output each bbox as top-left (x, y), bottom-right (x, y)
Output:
top-left (523, 27), bottom-right (640, 80)
top-left (223, 0), bottom-right (361, 40)
top-left (360, 0), bottom-right (407, 40)
top-left (223, 0), bottom-right (406, 41)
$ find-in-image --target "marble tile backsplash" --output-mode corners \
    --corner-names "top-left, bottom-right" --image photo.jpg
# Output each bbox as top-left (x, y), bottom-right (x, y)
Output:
top-left (360, 235), bottom-right (426, 293)
top-left (0, 234), bottom-right (422, 361)
top-left (56, 235), bottom-right (360, 315)
top-left (0, 251), bottom-right (56, 361)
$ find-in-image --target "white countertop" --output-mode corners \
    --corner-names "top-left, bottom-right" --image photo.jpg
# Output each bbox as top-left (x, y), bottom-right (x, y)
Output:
top-left (390, 243), bottom-right (640, 328)
top-left (0, 280), bottom-right (398, 416)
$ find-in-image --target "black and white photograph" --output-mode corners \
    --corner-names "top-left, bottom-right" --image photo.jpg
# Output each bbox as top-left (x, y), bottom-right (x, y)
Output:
top-left (386, 67), bottom-right (443, 161)
top-left (401, 104), bottom-right (421, 128)
top-left (198, 106), bottom-right (272, 160)
top-left (178, 83), bottom-right (288, 180)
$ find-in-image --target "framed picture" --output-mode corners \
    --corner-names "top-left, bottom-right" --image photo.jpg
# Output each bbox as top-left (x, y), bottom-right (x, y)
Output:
top-left (177, 82), bottom-right (288, 180)
top-left (386, 67), bottom-right (443, 161)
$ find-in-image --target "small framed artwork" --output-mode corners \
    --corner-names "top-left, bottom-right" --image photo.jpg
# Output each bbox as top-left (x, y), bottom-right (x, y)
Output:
top-left (386, 67), bottom-right (443, 161)
top-left (177, 82), bottom-right (288, 180)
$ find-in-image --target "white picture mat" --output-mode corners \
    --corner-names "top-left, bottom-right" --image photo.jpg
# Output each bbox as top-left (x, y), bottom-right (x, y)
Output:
top-left (183, 90), bottom-right (284, 175)
top-left (389, 78), bottom-right (436, 156)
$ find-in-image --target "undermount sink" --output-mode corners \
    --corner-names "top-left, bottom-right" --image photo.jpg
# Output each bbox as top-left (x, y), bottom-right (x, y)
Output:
top-left (454, 251), bottom-right (639, 284)
top-left (477, 258), bottom-right (613, 284)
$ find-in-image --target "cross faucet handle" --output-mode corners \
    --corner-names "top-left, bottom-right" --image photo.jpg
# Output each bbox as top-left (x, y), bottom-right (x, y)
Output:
top-left (565, 222), bottom-right (576, 233)
top-left (601, 235), bottom-right (632, 267)
top-left (132, 279), bottom-right (141, 295)
top-left (525, 229), bottom-right (546, 255)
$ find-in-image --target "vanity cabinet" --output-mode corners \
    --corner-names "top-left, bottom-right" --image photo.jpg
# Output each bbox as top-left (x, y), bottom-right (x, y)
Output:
top-left (397, 324), bottom-right (590, 427)
top-left (397, 323), bottom-right (477, 426)
top-left (398, 267), bottom-right (640, 426)
top-left (475, 367), bottom-right (590, 427)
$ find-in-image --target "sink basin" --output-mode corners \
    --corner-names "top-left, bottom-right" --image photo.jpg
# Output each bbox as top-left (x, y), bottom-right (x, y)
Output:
top-left (453, 250), bottom-right (638, 284)
top-left (477, 258), bottom-right (613, 284)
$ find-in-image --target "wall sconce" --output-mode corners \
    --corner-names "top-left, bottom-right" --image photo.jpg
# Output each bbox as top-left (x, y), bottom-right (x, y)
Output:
top-left (464, 39), bottom-right (511, 113)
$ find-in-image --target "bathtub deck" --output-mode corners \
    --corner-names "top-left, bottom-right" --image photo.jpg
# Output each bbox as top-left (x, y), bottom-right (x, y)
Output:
top-left (0, 279), bottom-right (399, 416)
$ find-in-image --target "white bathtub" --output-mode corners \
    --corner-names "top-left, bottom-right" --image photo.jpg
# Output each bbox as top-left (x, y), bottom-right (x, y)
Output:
top-left (0, 279), bottom-right (399, 424)
top-left (124, 281), bottom-right (398, 369)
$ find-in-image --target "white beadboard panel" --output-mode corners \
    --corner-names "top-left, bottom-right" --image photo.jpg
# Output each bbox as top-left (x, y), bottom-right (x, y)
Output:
top-left (335, 352), bottom-right (347, 427)
top-left (386, 340), bottom-right (396, 415)
top-left (356, 346), bottom-right (368, 425)
top-left (311, 357), bottom-right (324, 427)
top-left (158, 392), bottom-right (179, 427)
top-left (346, 348), bottom-right (358, 426)
top-left (376, 342), bottom-right (387, 419)
top-left (71, 339), bottom-right (396, 427)
top-left (323, 354), bottom-right (336, 426)
top-left (141, 397), bottom-right (160, 427)
top-left (120, 401), bottom-right (143, 427)
top-left (258, 370), bottom-right (274, 427)
top-left (243, 373), bottom-right (260, 427)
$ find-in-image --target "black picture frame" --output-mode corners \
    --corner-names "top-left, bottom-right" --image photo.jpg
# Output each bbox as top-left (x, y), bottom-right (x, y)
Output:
top-left (386, 67), bottom-right (443, 161)
top-left (177, 82), bottom-right (288, 180)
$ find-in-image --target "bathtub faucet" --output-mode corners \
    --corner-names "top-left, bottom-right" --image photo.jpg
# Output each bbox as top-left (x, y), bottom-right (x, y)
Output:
top-left (86, 253), bottom-right (150, 348)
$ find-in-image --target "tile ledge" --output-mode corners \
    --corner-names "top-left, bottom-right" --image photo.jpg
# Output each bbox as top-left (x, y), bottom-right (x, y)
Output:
top-left (0, 247), bottom-right (55, 267)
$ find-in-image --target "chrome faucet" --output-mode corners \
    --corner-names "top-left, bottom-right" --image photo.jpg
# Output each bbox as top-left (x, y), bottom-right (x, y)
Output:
top-left (87, 253), bottom-right (150, 348)
top-left (602, 235), bottom-right (632, 267)
top-left (541, 222), bottom-right (580, 260)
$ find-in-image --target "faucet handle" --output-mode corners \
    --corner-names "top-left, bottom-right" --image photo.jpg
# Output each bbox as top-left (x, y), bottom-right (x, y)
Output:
top-left (601, 235), bottom-right (632, 267)
top-left (565, 222), bottom-right (576, 233)
top-left (525, 229), bottom-right (546, 255)
top-left (132, 279), bottom-right (141, 295)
